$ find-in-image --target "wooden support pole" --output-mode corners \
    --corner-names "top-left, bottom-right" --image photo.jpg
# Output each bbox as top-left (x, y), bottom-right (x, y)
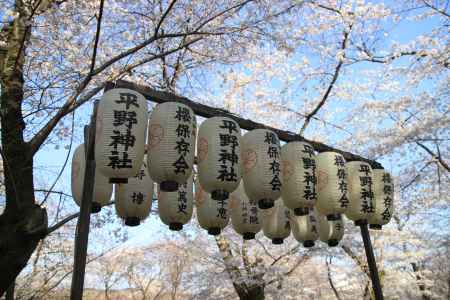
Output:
top-left (70, 101), bottom-right (98, 300)
top-left (106, 80), bottom-right (383, 169)
top-left (359, 222), bottom-right (384, 300)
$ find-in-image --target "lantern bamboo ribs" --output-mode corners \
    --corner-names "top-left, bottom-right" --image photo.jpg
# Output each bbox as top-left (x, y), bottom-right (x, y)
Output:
top-left (95, 88), bottom-right (148, 184)
top-left (71, 143), bottom-right (112, 213)
top-left (197, 117), bottom-right (242, 201)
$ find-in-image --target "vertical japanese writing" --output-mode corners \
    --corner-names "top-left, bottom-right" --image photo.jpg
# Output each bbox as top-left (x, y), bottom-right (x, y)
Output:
top-left (108, 93), bottom-right (140, 169)
top-left (359, 164), bottom-right (374, 214)
top-left (217, 120), bottom-right (239, 182)
top-left (302, 144), bottom-right (316, 202)
top-left (334, 155), bottom-right (349, 208)
top-left (381, 173), bottom-right (393, 220)
top-left (177, 183), bottom-right (188, 214)
top-left (173, 106), bottom-right (192, 174)
top-left (265, 132), bottom-right (281, 191)
top-left (309, 214), bottom-right (318, 234)
top-left (217, 199), bottom-right (228, 219)
top-left (249, 204), bottom-right (259, 224)
top-left (131, 192), bottom-right (144, 205)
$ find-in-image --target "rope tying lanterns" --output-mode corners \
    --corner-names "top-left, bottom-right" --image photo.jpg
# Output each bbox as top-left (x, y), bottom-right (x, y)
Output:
top-left (316, 152), bottom-right (349, 221)
top-left (71, 143), bottom-right (113, 213)
top-left (345, 161), bottom-right (375, 226)
top-left (241, 129), bottom-right (282, 210)
top-left (290, 210), bottom-right (319, 248)
top-left (115, 161), bottom-right (154, 226)
top-left (368, 169), bottom-right (394, 230)
top-left (231, 182), bottom-right (262, 240)
top-left (262, 199), bottom-right (291, 244)
top-left (147, 102), bottom-right (196, 192)
top-left (281, 141), bottom-right (317, 216)
top-left (195, 180), bottom-right (230, 235)
top-left (95, 88), bottom-right (148, 183)
top-left (158, 174), bottom-right (194, 231)
top-left (197, 117), bottom-right (241, 201)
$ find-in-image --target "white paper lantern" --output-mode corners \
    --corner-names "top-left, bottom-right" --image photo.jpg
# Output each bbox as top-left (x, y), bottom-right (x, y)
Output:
top-left (197, 117), bottom-right (241, 200)
top-left (316, 152), bottom-right (349, 221)
top-left (71, 143), bottom-right (113, 213)
top-left (241, 129), bottom-right (282, 210)
top-left (158, 174), bottom-right (193, 230)
top-left (368, 169), bottom-right (394, 230)
top-left (345, 161), bottom-right (374, 225)
top-left (115, 161), bottom-right (154, 226)
top-left (281, 141), bottom-right (317, 216)
top-left (195, 181), bottom-right (230, 235)
top-left (147, 102), bottom-right (196, 192)
top-left (262, 199), bottom-right (291, 244)
top-left (230, 182), bottom-right (261, 240)
top-left (290, 210), bottom-right (319, 248)
top-left (318, 213), bottom-right (344, 247)
top-left (95, 88), bottom-right (148, 183)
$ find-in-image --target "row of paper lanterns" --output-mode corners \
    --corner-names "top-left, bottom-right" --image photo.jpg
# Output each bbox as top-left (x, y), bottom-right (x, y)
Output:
top-left (71, 88), bottom-right (394, 246)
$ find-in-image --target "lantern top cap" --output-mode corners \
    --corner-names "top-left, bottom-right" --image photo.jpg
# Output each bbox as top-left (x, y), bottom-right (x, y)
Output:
top-left (346, 160), bottom-right (371, 167)
top-left (103, 87), bottom-right (145, 97)
top-left (155, 101), bottom-right (192, 109)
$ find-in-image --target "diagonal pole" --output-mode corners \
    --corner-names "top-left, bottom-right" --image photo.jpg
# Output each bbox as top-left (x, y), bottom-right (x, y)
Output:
top-left (359, 221), bottom-right (384, 300)
top-left (70, 101), bottom-right (99, 300)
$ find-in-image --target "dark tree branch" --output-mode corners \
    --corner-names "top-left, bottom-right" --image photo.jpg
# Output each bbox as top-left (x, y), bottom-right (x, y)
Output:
top-left (326, 257), bottom-right (343, 300)
top-left (299, 23), bottom-right (352, 135)
top-left (154, 0), bottom-right (178, 37)
top-left (416, 141), bottom-right (449, 172)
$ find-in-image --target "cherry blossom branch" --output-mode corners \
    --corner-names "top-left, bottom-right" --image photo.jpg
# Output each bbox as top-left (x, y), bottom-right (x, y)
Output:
top-left (415, 141), bottom-right (449, 172)
top-left (326, 257), bottom-right (343, 300)
top-left (341, 244), bottom-right (370, 277)
top-left (421, 0), bottom-right (450, 18)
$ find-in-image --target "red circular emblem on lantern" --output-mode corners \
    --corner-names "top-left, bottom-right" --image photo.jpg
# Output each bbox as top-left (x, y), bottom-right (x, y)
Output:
top-left (197, 137), bottom-right (208, 163)
top-left (242, 149), bottom-right (257, 174)
top-left (148, 124), bottom-right (164, 149)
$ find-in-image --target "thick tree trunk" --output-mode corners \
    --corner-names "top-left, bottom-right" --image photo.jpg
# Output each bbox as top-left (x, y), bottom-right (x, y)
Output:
top-left (0, 17), bottom-right (47, 294)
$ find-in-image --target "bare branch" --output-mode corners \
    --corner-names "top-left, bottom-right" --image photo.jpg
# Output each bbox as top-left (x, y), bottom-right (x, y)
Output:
top-left (299, 23), bottom-right (352, 135)
top-left (326, 257), bottom-right (343, 300)
top-left (46, 212), bottom-right (79, 235)
top-left (154, 0), bottom-right (178, 37)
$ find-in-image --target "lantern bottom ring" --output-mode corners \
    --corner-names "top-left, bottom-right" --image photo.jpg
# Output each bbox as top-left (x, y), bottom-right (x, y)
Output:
top-left (160, 180), bottom-right (179, 192)
top-left (211, 189), bottom-right (229, 201)
top-left (243, 232), bottom-right (256, 240)
top-left (303, 240), bottom-right (315, 248)
top-left (91, 202), bottom-right (102, 214)
top-left (169, 222), bottom-right (183, 231)
top-left (125, 217), bottom-right (140, 226)
top-left (294, 207), bottom-right (309, 216)
top-left (326, 214), bottom-right (341, 221)
top-left (258, 198), bottom-right (274, 210)
top-left (354, 219), bottom-right (368, 226)
top-left (328, 239), bottom-right (339, 247)
top-left (109, 178), bottom-right (128, 184)
top-left (272, 238), bottom-right (284, 245)
top-left (207, 227), bottom-right (221, 236)
top-left (369, 224), bottom-right (382, 230)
